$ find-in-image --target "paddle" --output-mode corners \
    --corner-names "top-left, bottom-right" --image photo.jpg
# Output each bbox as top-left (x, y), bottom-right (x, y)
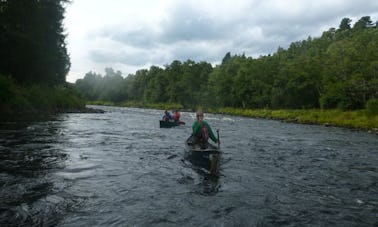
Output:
top-left (209, 129), bottom-right (220, 175)
top-left (216, 129), bottom-right (220, 149)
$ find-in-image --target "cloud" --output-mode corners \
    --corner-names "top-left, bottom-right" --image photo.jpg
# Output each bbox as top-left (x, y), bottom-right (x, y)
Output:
top-left (159, 3), bottom-right (229, 43)
top-left (64, 0), bottom-right (378, 82)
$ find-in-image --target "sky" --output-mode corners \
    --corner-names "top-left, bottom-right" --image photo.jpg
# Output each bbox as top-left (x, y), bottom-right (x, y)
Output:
top-left (63, 0), bottom-right (378, 83)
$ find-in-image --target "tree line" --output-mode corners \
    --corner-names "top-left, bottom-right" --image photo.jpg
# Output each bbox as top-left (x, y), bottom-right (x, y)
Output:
top-left (76, 16), bottom-right (378, 111)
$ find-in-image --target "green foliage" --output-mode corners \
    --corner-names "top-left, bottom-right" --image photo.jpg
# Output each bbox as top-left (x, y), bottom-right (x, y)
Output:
top-left (0, 1), bottom-right (75, 114)
top-left (0, 74), bottom-right (85, 114)
top-left (366, 98), bottom-right (378, 116)
top-left (0, 75), bottom-right (30, 112)
top-left (217, 107), bottom-right (378, 130)
top-left (339, 18), bottom-right (352, 31)
top-left (0, 0), bottom-right (70, 85)
top-left (0, 75), bottom-right (17, 103)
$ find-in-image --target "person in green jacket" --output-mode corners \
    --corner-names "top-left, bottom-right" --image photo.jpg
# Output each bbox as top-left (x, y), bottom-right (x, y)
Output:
top-left (192, 110), bottom-right (217, 147)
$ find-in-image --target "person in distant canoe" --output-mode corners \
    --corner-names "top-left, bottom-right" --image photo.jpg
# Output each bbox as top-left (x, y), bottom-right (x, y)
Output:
top-left (162, 110), bottom-right (172, 121)
top-left (192, 110), bottom-right (217, 147)
top-left (172, 110), bottom-right (181, 122)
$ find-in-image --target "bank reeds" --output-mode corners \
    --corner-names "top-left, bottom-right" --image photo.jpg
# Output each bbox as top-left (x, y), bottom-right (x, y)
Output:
top-left (215, 108), bottom-right (378, 131)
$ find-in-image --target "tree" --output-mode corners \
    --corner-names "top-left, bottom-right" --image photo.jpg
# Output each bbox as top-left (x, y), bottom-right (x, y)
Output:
top-left (0, 0), bottom-right (70, 85)
top-left (75, 71), bottom-right (103, 100)
top-left (144, 66), bottom-right (166, 103)
top-left (165, 60), bottom-right (183, 103)
top-left (339, 18), bottom-right (352, 31)
top-left (221, 52), bottom-right (232, 65)
top-left (353, 16), bottom-right (373, 31)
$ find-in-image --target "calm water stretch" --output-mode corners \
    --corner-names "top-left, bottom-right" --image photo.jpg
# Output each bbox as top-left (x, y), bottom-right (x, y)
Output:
top-left (0, 106), bottom-right (377, 226)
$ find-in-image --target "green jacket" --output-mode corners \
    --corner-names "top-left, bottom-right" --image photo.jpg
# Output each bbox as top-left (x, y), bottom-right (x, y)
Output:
top-left (192, 120), bottom-right (217, 143)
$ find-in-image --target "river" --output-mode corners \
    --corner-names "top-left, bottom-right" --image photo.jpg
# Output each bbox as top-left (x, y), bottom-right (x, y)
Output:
top-left (0, 105), bottom-right (377, 226)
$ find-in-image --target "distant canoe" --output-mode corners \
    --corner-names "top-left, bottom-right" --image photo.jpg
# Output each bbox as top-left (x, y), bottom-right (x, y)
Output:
top-left (159, 120), bottom-right (185, 128)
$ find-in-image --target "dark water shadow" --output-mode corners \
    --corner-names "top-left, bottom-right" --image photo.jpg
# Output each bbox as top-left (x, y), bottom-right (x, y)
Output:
top-left (0, 114), bottom-right (79, 226)
top-left (183, 150), bottom-right (221, 196)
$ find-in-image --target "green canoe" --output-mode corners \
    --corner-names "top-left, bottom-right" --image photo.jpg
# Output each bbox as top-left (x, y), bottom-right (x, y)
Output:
top-left (159, 120), bottom-right (184, 128)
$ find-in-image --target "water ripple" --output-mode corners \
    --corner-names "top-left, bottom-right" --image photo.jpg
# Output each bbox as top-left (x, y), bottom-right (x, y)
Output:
top-left (1, 106), bottom-right (377, 226)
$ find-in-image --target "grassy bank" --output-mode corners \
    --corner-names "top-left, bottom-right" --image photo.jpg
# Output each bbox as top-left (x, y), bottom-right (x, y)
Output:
top-left (87, 101), bottom-right (378, 132)
top-left (0, 75), bottom-right (86, 114)
top-left (215, 107), bottom-right (378, 131)
top-left (88, 100), bottom-right (183, 111)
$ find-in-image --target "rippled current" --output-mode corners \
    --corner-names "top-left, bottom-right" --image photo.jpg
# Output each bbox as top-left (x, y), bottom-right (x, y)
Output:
top-left (0, 105), bottom-right (377, 226)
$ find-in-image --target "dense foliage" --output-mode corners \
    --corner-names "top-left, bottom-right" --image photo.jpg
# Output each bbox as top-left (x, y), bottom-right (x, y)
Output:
top-left (75, 16), bottom-right (378, 112)
top-left (0, 74), bottom-right (85, 114)
top-left (0, 1), bottom-right (87, 113)
top-left (0, 0), bottom-right (70, 85)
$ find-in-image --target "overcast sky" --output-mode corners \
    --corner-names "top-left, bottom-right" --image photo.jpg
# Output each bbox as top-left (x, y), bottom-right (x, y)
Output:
top-left (63, 0), bottom-right (378, 82)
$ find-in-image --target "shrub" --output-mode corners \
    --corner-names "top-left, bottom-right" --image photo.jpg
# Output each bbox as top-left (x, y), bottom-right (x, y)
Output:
top-left (366, 98), bottom-right (378, 116)
top-left (0, 75), bottom-right (17, 103)
top-left (0, 76), bottom-right (86, 113)
top-left (0, 75), bottom-right (30, 112)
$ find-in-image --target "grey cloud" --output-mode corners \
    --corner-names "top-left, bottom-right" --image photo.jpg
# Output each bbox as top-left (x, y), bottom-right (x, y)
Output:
top-left (87, 0), bottom-right (378, 72)
top-left (158, 4), bottom-right (230, 43)
top-left (169, 41), bottom-right (225, 63)
top-left (111, 28), bottom-right (159, 48)
top-left (91, 25), bottom-right (159, 49)
top-left (106, 2), bottom-right (236, 46)
top-left (89, 48), bottom-right (151, 66)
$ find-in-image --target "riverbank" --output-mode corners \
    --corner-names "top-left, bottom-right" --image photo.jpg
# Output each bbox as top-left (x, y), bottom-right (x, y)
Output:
top-left (86, 101), bottom-right (378, 133)
top-left (0, 75), bottom-right (104, 115)
top-left (87, 100), bottom-right (183, 111)
top-left (214, 107), bottom-right (378, 133)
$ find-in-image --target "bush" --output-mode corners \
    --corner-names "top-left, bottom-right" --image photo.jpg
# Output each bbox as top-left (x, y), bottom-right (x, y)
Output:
top-left (366, 98), bottom-right (378, 116)
top-left (0, 75), bottom-right (86, 114)
top-left (0, 75), bottom-right (30, 112)
top-left (0, 75), bottom-right (16, 103)
top-left (54, 85), bottom-right (86, 110)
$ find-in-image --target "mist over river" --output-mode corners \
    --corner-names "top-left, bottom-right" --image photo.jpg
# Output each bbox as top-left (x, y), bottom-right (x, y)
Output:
top-left (0, 105), bottom-right (377, 226)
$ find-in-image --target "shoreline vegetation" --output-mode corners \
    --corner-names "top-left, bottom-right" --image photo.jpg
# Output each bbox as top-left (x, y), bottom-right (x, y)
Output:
top-left (216, 108), bottom-right (378, 132)
top-left (0, 75), bottom-right (104, 115)
top-left (87, 101), bottom-right (378, 133)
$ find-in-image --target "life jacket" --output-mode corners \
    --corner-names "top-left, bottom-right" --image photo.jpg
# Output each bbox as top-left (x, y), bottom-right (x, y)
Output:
top-left (196, 125), bottom-right (209, 142)
top-left (163, 112), bottom-right (171, 121)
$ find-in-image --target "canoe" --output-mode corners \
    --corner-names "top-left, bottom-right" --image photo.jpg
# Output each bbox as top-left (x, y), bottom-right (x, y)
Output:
top-left (159, 120), bottom-right (185, 128)
top-left (184, 135), bottom-right (220, 153)
top-left (184, 135), bottom-right (220, 175)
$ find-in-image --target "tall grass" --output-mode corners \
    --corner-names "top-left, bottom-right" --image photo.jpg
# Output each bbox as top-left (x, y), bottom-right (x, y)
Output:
top-left (216, 108), bottom-right (378, 130)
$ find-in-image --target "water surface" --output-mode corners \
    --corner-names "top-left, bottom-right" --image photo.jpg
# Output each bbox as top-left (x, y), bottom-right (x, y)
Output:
top-left (1, 106), bottom-right (377, 226)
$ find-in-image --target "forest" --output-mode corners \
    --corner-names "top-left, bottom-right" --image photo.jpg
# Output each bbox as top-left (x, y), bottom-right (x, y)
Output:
top-left (75, 16), bottom-right (378, 113)
top-left (0, 0), bottom-right (85, 113)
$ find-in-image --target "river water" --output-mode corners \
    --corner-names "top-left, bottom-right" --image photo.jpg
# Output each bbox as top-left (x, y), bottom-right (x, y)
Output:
top-left (0, 105), bottom-right (377, 226)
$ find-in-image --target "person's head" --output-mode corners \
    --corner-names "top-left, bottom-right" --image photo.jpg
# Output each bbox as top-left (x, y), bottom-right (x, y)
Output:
top-left (196, 110), bottom-right (204, 121)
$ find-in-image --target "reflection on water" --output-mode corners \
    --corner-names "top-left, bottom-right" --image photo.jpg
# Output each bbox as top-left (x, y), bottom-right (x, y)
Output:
top-left (183, 150), bottom-right (221, 196)
top-left (184, 151), bottom-right (220, 175)
top-left (1, 106), bottom-right (378, 226)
